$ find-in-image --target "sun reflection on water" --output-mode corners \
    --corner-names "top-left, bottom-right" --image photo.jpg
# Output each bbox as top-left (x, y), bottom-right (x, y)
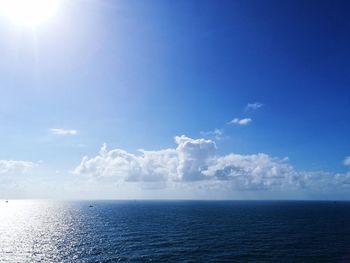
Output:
top-left (0, 200), bottom-right (81, 262)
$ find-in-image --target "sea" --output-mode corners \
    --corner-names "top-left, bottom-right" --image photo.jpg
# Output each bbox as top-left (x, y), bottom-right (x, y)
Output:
top-left (0, 200), bottom-right (350, 262)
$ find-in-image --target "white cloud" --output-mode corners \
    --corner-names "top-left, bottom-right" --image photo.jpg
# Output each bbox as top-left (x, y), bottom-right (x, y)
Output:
top-left (0, 160), bottom-right (35, 175)
top-left (74, 136), bottom-right (216, 182)
top-left (50, 128), bottom-right (78, 136)
top-left (200, 128), bottom-right (224, 140)
top-left (246, 102), bottom-right (263, 111)
top-left (202, 153), bottom-right (295, 189)
top-left (175, 135), bottom-right (216, 181)
top-left (344, 156), bottom-right (350, 166)
top-left (74, 135), bottom-right (350, 192)
top-left (228, 118), bottom-right (252, 125)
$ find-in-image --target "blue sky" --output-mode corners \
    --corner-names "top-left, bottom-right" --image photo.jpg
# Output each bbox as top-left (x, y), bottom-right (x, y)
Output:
top-left (0, 0), bottom-right (349, 199)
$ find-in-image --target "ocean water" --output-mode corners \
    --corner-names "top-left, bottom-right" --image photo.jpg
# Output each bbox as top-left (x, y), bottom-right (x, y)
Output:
top-left (0, 201), bottom-right (350, 262)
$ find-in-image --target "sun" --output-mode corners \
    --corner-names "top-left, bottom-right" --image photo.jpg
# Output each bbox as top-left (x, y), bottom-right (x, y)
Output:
top-left (0, 0), bottom-right (58, 27)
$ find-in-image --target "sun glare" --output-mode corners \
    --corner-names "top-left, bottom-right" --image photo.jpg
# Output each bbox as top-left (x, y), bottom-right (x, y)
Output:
top-left (0, 0), bottom-right (58, 27)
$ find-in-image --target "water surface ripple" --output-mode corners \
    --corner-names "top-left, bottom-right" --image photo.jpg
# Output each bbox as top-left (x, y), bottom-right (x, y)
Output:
top-left (0, 200), bottom-right (350, 262)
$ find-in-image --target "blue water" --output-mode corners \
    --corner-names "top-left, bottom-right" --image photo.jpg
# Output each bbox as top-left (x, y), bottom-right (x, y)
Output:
top-left (1, 201), bottom-right (350, 262)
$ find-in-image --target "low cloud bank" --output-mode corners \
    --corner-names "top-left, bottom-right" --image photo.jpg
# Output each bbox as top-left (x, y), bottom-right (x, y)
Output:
top-left (0, 160), bottom-right (35, 175)
top-left (74, 135), bottom-right (350, 191)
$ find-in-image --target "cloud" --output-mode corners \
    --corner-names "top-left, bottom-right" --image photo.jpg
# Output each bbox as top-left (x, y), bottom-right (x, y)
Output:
top-left (74, 136), bottom-right (216, 182)
top-left (344, 156), bottom-right (350, 166)
top-left (50, 128), bottom-right (78, 136)
top-left (200, 128), bottom-right (224, 140)
top-left (246, 102), bottom-right (263, 111)
top-left (74, 135), bottom-right (350, 192)
top-left (0, 160), bottom-right (35, 175)
top-left (228, 118), bottom-right (252, 125)
top-left (175, 135), bottom-right (217, 181)
top-left (202, 153), bottom-right (295, 189)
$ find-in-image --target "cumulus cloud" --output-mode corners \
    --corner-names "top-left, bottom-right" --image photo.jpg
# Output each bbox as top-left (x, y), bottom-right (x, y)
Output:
top-left (344, 156), bottom-right (350, 166)
top-left (50, 128), bottom-right (78, 136)
top-left (228, 118), bottom-right (252, 125)
top-left (74, 136), bottom-right (216, 182)
top-left (202, 153), bottom-right (295, 189)
top-left (0, 160), bottom-right (35, 175)
top-left (175, 135), bottom-right (216, 181)
top-left (74, 135), bottom-right (350, 192)
top-left (246, 102), bottom-right (263, 111)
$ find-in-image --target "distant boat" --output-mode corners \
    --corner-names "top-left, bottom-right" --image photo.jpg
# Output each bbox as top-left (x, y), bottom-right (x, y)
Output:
top-left (89, 205), bottom-right (94, 208)
top-left (5, 200), bottom-right (8, 203)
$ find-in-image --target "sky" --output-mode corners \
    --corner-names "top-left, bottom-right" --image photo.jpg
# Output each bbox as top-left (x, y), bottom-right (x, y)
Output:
top-left (0, 0), bottom-right (350, 199)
